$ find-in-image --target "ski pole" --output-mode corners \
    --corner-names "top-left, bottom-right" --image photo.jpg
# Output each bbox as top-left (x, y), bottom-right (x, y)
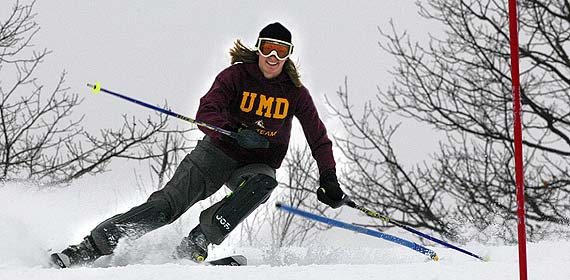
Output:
top-left (86, 82), bottom-right (269, 149)
top-left (276, 203), bottom-right (439, 261)
top-left (343, 198), bottom-right (488, 261)
top-left (87, 82), bottom-right (233, 136)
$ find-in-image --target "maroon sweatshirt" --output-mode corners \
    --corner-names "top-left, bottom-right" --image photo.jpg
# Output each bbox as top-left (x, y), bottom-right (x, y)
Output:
top-left (195, 62), bottom-right (335, 175)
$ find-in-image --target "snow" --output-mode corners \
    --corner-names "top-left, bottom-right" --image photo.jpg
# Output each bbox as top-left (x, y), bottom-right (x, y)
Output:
top-left (1, 181), bottom-right (569, 280)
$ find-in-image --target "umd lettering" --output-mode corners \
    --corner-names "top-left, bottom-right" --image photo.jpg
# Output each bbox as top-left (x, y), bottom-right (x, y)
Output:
top-left (239, 91), bottom-right (289, 119)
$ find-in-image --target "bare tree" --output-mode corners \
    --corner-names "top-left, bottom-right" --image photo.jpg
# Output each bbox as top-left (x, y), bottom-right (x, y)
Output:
top-left (237, 204), bottom-right (267, 247)
top-left (269, 145), bottom-right (335, 248)
top-left (0, 1), bottom-right (193, 185)
top-left (329, 0), bottom-right (570, 242)
top-left (328, 82), bottom-right (456, 240)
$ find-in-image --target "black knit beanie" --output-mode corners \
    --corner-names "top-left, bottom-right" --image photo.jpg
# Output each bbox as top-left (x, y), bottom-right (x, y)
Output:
top-left (258, 22), bottom-right (292, 44)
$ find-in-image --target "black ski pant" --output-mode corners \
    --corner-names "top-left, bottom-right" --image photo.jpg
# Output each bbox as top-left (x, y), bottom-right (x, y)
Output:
top-left (89, 136), bottom-right (277, 255)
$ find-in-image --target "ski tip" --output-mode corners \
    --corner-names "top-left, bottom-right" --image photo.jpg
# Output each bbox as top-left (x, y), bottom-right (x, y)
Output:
top-left (50, 253), bottom-right (71, 269)
top-left (232, 255), bottom-right (247, 266)
top-left (275, 202), bottom-right (282, 208)
top-left (87, 82), bottom-right (101, 94)
top-left (207, 255), bottom-right (247, 266)
top-left (432, 254), bottom-right (439, 261)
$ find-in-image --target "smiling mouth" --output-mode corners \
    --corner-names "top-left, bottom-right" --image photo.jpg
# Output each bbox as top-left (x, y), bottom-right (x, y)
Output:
top-left (267, 60), bottom-right (278, 66)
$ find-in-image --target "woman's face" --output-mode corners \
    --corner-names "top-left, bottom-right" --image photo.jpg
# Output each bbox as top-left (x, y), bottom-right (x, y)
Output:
top-left (258, 52), bottom-right (285, 79)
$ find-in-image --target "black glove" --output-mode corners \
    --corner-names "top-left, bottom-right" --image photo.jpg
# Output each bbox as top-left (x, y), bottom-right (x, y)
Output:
top-left (234, 128), bottom-right (270, 149)
top-left (317, 171), bottom-right (345, 209)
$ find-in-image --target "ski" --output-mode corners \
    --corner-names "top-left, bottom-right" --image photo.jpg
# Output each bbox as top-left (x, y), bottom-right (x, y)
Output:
top-left (50, 252), bottom-right (247, 268)
top-left (206, 255), bottom-right (247, 266)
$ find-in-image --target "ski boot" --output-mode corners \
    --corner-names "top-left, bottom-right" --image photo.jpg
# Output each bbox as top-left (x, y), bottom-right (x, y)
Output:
top-left (50, 236), bottom-right (103, 268)
top-left (175, 226), bottom-right (210, 263)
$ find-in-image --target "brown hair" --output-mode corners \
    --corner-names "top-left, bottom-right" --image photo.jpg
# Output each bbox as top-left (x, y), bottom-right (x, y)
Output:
top-left (229, 40), bottom-right (302, 88)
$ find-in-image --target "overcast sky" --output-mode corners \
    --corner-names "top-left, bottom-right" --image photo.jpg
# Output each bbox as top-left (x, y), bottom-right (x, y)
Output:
top-left (29, 1), bottom-right (443, 168)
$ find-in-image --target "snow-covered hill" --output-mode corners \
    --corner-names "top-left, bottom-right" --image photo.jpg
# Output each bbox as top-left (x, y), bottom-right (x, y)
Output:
top-left (0, 180), bottom-right (568, 280)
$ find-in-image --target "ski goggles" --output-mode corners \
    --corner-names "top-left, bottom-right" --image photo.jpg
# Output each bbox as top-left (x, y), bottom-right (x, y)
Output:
top-left (256, 38), bottom-right (294, 61)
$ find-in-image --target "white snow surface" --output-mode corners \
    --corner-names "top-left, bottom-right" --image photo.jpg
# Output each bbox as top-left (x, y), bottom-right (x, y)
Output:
top-left (0, 180), bottom-right (569, 280)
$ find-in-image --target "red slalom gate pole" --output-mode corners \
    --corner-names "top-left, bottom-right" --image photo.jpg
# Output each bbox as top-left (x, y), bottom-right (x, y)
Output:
top-left (507, 1), bottom-right (528, 279)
